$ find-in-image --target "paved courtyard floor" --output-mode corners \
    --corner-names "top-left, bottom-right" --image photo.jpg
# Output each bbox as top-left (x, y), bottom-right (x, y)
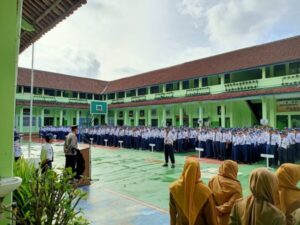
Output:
top-left (22, 141), bottom-right (273, 225)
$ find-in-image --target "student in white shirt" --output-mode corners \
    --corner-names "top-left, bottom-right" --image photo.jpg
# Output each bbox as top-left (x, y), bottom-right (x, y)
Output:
top-left (162, 127), bottom-right (176, 168)
top-left (41, 133), bottom-right (54, 173)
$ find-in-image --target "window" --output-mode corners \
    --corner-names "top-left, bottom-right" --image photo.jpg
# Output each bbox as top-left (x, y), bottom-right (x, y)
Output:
top-left (151, 109), bottom-right (157, 116)
top-left (24, 86), bottom-right (31, 93)
top-left (107, 93), bottom-right (115, 100)
top-left (140, 110), bottom-right (145, 117)
top-left (87, 93), bottom-right (93, 99)
top-left (129, 111), bottom-right (134, 117)
top-left (33, 88), bottom-right (42, 95)
top-left (290, 62), bottom-right (300, 74)
top-left (94, 94), bottom-right (100, 100)
top-left (16, 86), bottom-right (22, 93)
top-left (182, 80), bottom-right (189, 90)
top-left (166, 83), bottom-right (173, 92)
top-left (224, 74), bottom-right (230, 83)
top-left (23, 108), bottom-right (30, 116)
top-left (274, 64), bottom-right (285, 77)
top-left (202, 77), bottom-right (208, 87)
top-left (56, 90), bottom-right (61, 96)
top-left (63, 91), bottom-right (70, 98)
top-left (138, 88), bottom-right (147, 96)
top-left (117, 91), bottom-right (125, 99)
top-left (79, 93), bottom-right (86, 99)
top-left (44, 109), bottom-right (50, 115)
top-left (72, 92), bottom-right (78, 98)
top-left (150, 86), bottom-right (159, 94)
top-left (44, 89), bottom-right (55, 96)
top-left (193, 79), bottom-right (199, 88)
top-left (119, 111), bottom-right (123, 118)
top-left (126, 89), bottom-right (136, 97)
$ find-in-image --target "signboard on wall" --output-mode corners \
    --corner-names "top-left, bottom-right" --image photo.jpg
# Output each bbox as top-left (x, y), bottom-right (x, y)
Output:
top-left (90, 101), bottom-right (107, 115)
top-left (277, 99), bottom-right (300, 112)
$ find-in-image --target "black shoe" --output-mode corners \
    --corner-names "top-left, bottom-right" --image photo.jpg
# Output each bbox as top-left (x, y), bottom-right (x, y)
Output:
top-left (162, 163), bottom-right (168, 167)
top-left (171, 164), bottom-right (175, 168)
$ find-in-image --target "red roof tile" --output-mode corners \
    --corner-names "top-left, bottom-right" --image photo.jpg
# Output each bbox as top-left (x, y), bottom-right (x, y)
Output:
top-left (108, 86), bottom-right (300, 109)
top-left (107, 36), bottom-right (300, 93)
top-left (18, 67), bottom-right (108, 94)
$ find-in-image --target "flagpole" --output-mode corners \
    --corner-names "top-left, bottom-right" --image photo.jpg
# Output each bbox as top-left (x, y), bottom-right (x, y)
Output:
top-left (28, 43), bottom-right (35, 157)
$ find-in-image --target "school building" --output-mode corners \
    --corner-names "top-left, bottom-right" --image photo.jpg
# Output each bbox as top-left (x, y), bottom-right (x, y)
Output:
top-left (16, 36), bottom-right (300, 133)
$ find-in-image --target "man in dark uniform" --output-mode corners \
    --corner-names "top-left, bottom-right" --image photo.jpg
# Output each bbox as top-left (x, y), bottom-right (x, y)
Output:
top-left (64, 125), bottom-right (78, 175)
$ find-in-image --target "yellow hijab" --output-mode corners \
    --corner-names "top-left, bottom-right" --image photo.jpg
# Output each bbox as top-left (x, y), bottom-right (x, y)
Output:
top-left (276, 163), bottom-right (300, 213)
top-left (170, 158), bottom-right (211, 225)
top-left (242, 168), bottom-right (279, 225)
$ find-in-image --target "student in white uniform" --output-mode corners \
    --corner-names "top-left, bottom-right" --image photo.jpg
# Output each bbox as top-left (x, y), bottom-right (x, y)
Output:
top-left (41, 133), bottom-right (54, 173)
top-left (162, 127), bottom-right (176, 168)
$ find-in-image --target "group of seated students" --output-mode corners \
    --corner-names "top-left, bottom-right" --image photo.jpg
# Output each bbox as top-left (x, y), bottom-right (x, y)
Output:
top-left (170, 159), bottom-right (300, 225)
top-left (41, 125), bottom-right (300, 166)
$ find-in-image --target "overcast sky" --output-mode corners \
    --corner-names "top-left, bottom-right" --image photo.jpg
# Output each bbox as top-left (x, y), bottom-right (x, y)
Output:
top-left (19, 0), bottom-right (300, 81)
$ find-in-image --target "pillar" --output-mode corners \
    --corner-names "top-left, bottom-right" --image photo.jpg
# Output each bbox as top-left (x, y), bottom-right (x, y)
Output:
top-left (198, 104), bottom-right (203, 127)
top-left (188, 105), bottom-right (193, 128)
top-left (199, 78), bottom-right (202, 87)
top-left (269, 98), bottom-right (276, 128)
top-left (135, 109), bottom-right (139, 126)
top-left (285, 63), bottom-right (289, 75)
top-left (262, 67), bottom-right (266, 79)
top-left (230, 102), bottom-right (234, 128)
top-left (148, 108), bottom-right (151, 126)
top-left (162, 84), bottom-right (166, 92)
top-left (262, 98), bottom-right (268, 122)
top-left (59, 109), bottom-right (63, 126)
top-left (162, 107), bottom-right (166, 127)
top-left (220, 74), bottom-right (225, 85)
top-left (221, 104), bottom-right (226, 128)
top-left (114, 110), bottom-right (117, 126)
top-left (179, 81), bottom-right (183, 90)
top-left (19, 107), bottom-right (24, 132)
top-left (288, 115), bottom-right (292, 128)
top-left (104, 113), bottom-right (108, 125)
top-left (179, 105), bottom-right (183, 126)
top-left (0, 0), bottom-right (23, 224)
top-left (76, 110), bottom-right (80, 125)
top-left (41, 108), bottom-right (44, 128)
top-left (124, 110), bottom-right (128, 126)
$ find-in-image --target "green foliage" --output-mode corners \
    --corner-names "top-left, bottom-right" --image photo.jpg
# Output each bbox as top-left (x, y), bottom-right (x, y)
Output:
top-left (12, 159), bottom-right (89, 225)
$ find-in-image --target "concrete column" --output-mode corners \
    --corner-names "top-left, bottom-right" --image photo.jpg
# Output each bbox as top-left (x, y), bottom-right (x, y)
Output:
top-left (198, 104), bottom-right (203, 120)
top-left (188, 105), bottom-right (193, 128)
top-left (162, 84), bottom-right (166, 92)
top-left (162, 107), bottom-right (166, 127)
top-left (124, 110), bottom-right (128, 126)
top-left (285, 63), bottom-right (289, 75)
top-left (41, 108), bottom-right (44, 127)
top-left (104, 112), bottom-right (108, 125)
top-left (76, 110), bottom-right (80, 125)
top-left (262, 67), bottom-right (266, 79)
top-left (135, 110), bottom-right (139, 126)
top-left (179, 105), bottom-right (183, 126)
top-left (21, 86), bottom-right (24, 94)
top-left (42, 88), bottom-right (44, 96)
top-left (19, 107), bottom-right (23, 132)
top-left (262, 98), bottom-right (268, 121)
top-left (221, 104), bottom-right (226, 128)
top-left (0, 0), bottom-right (23, 223)
top-left (220, 74), bottom-right (225, 85)
top-left (179, 81), bottom-right (183, 90)
top-left (114, 110), bottom-right (118, 126)
top-left (59, 110), bottom-right (63, 126)
top-left (288, 115), bottom-right (292, 128)
top-left (230, 102), bottom-right (234, 128)
top-left (269, 98), bottom-right (276, 128)
top-left (148, 108), bottom-right (152, 126)
top-left (199, 78), bottom-right (202, 87)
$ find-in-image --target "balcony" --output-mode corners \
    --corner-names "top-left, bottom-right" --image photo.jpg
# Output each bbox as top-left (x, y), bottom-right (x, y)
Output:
top-left (224, 80), bottom-right (258, 92)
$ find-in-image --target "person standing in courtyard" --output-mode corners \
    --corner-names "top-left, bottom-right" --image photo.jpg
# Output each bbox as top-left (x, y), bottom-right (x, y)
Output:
top-left (208, 160), bottom-right (242, 225)
top-left (64, 125), bottom-right (79, 175)
top-left (169, 158), bottom-right (218, 225)
top-left (40, 133), bottom-right (54, 173)
top-left (162, 126), bottom-right (176, 168)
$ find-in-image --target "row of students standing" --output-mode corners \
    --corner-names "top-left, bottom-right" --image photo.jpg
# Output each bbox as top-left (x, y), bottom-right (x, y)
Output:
top-left (41, 125), bottom-right (300, 166)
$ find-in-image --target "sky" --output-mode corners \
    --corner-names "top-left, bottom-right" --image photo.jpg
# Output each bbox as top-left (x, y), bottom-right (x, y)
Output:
top-left (19, 0), bottom-right (300, 81)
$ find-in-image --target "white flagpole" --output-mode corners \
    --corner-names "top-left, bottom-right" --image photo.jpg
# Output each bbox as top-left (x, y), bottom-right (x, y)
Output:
top-left (28, 43), bottom-right (35, 157)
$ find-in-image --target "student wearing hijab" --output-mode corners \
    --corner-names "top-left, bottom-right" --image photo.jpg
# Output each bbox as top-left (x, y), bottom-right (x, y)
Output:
top-left (229, 168), bottom-right (285, 225)
top-left (208, 160), bottom-right (243, 225)
top-left (169, 158), bottom-right (218, 225)
top-left (276, 163), bottom-right (300, 225)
